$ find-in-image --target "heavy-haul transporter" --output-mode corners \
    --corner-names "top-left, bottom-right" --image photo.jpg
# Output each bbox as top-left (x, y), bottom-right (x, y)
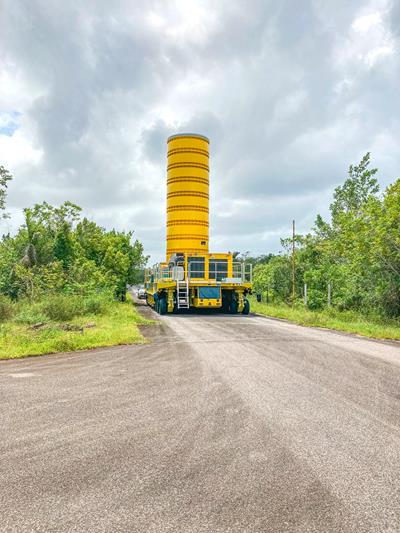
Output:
top-left (144, 133), bottom-right (252, 314)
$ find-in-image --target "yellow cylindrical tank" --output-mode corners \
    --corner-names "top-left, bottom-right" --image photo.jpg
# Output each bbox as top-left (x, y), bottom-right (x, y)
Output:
top-left (166, 133), bottom-right (209, 260)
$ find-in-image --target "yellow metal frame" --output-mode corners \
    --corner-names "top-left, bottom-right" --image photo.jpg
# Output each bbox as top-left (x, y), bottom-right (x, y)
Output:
top-left (144, 251), bottom-right (252, 312)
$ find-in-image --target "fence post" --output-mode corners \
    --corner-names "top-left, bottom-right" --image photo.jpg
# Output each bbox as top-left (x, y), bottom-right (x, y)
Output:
top-left (304, 283), bottom-right (307, 306)
top-left (328, 282), bottom-right (331, 306)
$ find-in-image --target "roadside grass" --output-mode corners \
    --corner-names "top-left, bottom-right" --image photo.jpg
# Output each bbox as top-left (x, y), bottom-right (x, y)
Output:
top-left (250, 297), bottom-right (400, 341)
top-left (0, 298), bottom-right (153, 359)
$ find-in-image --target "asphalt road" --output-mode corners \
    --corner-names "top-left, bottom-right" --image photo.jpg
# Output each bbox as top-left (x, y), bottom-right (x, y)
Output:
top-left (1, 305), bottom-right (400, 532)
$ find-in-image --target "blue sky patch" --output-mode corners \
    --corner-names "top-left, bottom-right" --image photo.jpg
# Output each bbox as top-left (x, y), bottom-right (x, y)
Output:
top-left (0, 110), bottom-right (21, 137)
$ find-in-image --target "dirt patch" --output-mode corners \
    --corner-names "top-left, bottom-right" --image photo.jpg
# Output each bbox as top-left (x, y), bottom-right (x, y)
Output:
top-left (130, 291), bottom-right (163, 342)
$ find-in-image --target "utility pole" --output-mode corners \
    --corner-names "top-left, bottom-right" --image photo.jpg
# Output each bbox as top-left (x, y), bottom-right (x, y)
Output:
top-left (292, 219), bottom-right (295, 306)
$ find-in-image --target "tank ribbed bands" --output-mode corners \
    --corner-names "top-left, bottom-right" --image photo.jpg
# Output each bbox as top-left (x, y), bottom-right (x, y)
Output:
top-left (167, 133), bottom-right (209, 143)
top-left (168, 248), bottom-right (208, 254)
top-left (168, 148), bottom-right (209, 157)
top-left (167, 191), bottom-right (209, 199)
top-left (167, 176), bottom-right (208, 185)
top-left (167, 162), bottom-right (209, 171)
top-left (166, 133), bottom-right (209, 259)
top-left (167, 220), bottom-right (209, 227)
top-left (169, 245), bottom-right (206, 254)
top-left (167, 205), bottom-right (209, 213)
top-left (167, 234), bottom-right (207, 240)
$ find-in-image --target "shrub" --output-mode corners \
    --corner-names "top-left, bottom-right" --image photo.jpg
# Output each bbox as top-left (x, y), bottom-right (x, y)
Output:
top-left (306, 289), bottom-right (325, 311)
top-left (41, 294), bottom-right (82, 322)
top-left (1, 287), bottom-right (113, 326)
top-left (82, 293), bottom-right (108, 315)
top-left (0, 295), bottom-right (14, 322)
top-left (14, 303), bottom-right (49, 325)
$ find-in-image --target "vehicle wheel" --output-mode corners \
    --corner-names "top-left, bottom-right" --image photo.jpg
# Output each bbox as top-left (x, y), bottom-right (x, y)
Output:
top-left (221, 297), bottom-right (230, 313)
top-left (229, 299), bottom-right (238, 314)
top-left (159, 297), bottom-right (167, 315)
top-left (242, 298), bottom-right (250, 315)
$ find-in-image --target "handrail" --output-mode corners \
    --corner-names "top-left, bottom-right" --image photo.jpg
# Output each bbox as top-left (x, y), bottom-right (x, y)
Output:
top-left (146, 260), bottom-right (252, 284)
top-left (232, 261), bottom-right (252, 283)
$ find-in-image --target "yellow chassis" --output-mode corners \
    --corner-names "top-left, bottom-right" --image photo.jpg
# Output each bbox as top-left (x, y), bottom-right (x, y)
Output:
top-left (146, 281), bottom-right (252, 313)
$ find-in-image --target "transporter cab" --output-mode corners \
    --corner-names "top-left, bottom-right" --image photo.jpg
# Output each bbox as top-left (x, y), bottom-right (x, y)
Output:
top-left (144, 133), bottom-right (252, 315)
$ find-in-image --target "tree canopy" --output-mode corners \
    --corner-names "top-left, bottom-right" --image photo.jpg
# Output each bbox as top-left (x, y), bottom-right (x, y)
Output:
top-left (253, 154), bottom-right (400, 317)
top-left (0, 165), bottom-right (13, 219)
top-left (0, 194), bottom-right (148, 301)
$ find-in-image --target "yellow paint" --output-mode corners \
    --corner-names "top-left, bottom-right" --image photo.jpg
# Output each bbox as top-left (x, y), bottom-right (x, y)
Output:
top-left (144, 132), bottom-right (252, 314)
top-left (166, 134), bottom-right (209, 260)
top-left (167, 288), bottom-right (174, 313)
top-left (192, 298), bottom-right (222, 308)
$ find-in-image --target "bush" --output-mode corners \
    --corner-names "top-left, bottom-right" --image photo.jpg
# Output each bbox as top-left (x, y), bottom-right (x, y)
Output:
top-left (14, 303), bottom-right (49, 325)
top-left (9, 291), bottom-right (112, 325)
top-left (41, 294), bottom-right (82, 322)
top-left (306, 289), bottom-right (325, 311)
top-left (0, 295), bottom-right (14, 322)
top-left (81, 293), bottom-right (108, 315)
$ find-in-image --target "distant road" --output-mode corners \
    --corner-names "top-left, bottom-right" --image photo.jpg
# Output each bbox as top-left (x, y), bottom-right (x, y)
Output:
top-left (1, 303), bottom-right (400, 532)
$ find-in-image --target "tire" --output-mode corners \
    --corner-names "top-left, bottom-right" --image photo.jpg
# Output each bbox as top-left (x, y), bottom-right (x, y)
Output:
top-left (159, 297), bottom-right (167, 315)
top-left (242, 298), bottom-right (250, 315)
top-left (229, 299), bottom-right (238, 314)
top-left (221, 298), bottom-right (230, 313)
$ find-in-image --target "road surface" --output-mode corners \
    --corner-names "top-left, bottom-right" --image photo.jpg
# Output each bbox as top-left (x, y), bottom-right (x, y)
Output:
top-left (1, 306), bottom-right (400, 532)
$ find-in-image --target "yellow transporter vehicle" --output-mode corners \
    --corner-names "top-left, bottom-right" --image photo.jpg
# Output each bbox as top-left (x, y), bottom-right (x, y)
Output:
top-left (145, 133), bottom-right (252, 314)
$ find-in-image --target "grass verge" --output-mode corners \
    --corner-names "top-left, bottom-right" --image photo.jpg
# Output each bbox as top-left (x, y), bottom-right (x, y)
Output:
top-left (0, 300), bottom-right (153, 359)
top-left (250, 297), bottom-right (400, 341)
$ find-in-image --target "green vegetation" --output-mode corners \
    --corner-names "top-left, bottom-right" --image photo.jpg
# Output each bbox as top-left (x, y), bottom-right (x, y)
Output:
top-left (254, 154), bottom-right (400, 319)
top-left (250, 297), bottom-right (400, 340)
top-left (0, 167), bottom-right (151, 358)
top-left (0, 296), bottom-right (151, 359)
top-left (0, 200), bottom-right (148, 301)
top-left (0, 165), bottom-right (12, 220)
top-left (251, 153), bottom-right (400, 334)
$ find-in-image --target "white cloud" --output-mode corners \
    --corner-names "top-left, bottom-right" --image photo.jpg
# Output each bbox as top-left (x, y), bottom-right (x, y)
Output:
top-left (352, 12), bottom-right (383, 33)
top-left (0, 129), bottom-right (42, 170)
top-left (1, 0), bottom-right (400, 262)
top-left (334, 2), bottom-right (396, 70)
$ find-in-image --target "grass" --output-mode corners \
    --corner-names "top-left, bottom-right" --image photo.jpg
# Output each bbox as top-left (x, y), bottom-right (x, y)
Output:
top-left (0, 298), bottom-right (153, 359)
top-left (250, 297), bottom-right (400, 341)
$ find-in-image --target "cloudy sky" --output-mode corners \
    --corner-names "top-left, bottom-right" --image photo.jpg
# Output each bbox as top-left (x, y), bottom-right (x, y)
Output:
top-left (1, 0), bottom-right (399, 262)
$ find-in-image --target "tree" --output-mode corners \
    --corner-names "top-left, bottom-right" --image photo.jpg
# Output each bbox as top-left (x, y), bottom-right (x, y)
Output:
top-left (22, 201), bottom-right (82, 266)
top-left (53, 222), bottom-right (74, 269)
top-left (254, 153), bottom-right (400, 317)
top-left (330, 152), bottom-right (379, 223)
top-left (0, 201), bottom-right (148, 301)
top-left (253, 255), bottom-right (291, 301)
top-left (0, 165), bottom-right (13, 220)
